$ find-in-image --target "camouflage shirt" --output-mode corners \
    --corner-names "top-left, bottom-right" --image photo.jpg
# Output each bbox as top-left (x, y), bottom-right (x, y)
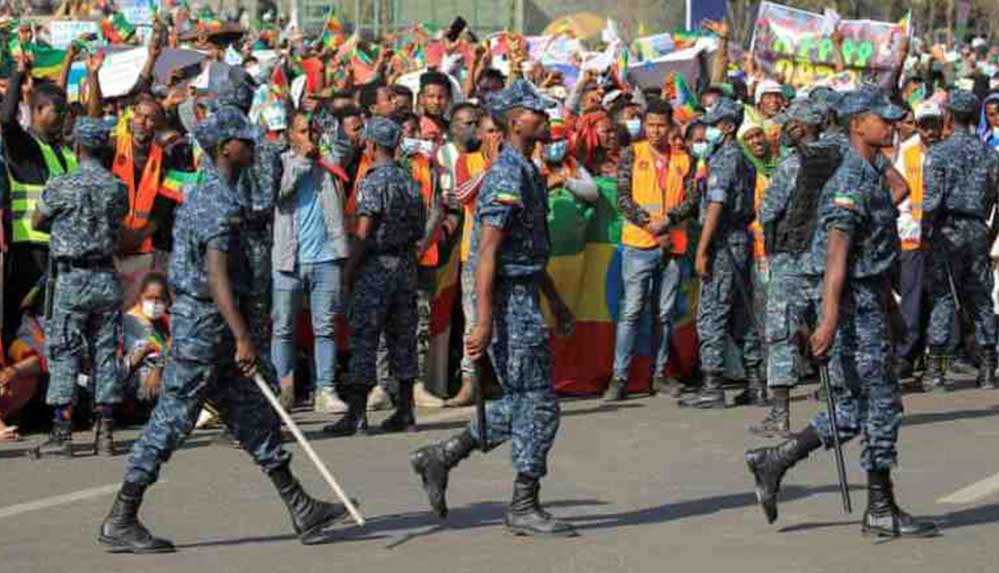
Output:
top-left (356, 159), bottom-right (426, 255)
top-left (923, 130), bottom-right (999, 224)
top-left (38, 160), bottom-right (128, 260)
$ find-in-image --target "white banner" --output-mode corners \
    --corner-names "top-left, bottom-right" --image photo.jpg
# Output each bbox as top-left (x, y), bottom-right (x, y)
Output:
top-left (97, 47), bottom-right (149, 98)
top-left (49, 21), bottom-right (99, 49)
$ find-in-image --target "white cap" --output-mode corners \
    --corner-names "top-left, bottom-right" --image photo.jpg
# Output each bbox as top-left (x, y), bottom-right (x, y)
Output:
top-left (914, 101), bottom-right (942, 121)
top-left (754, 79), bottom-right (783, 104)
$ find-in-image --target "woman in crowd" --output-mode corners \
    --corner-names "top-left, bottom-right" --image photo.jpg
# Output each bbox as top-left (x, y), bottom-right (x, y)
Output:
top-left (122, 273), bottom-right (172, 413)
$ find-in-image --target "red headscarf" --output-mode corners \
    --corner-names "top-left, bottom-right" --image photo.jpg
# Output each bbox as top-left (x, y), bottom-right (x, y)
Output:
top-left (573, 110), bottom-right (610, 170)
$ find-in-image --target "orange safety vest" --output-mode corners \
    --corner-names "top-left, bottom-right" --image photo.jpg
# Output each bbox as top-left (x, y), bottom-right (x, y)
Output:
top-left (113, 132), bottom-right (164, 254)
top-left (620, 141), bottom-right (690, 254)
top-left (901, 143), bottom-right (925, 251)
top-left (458, 152), bottom-right (488, 262)
top-left (411, 154), bottom-right (439, 266)
top-left (749, 172), bottom-right (770, 260)
top-left (346, 151), bottom-right (373, 236)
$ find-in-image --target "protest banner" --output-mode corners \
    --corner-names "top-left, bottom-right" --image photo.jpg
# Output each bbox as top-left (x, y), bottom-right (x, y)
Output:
top-left (632, 33), bottom-right (675, 62)
top-left (751, 1), bottom-right (907, 89)
top-left (119, 0), bottom-right (160, 26)
top-left (49, 21), bottom-right (100, 49)
top-left (98, 47), bottom-right (149, 98)
top-left (626, 39), bottom-right (714, 91)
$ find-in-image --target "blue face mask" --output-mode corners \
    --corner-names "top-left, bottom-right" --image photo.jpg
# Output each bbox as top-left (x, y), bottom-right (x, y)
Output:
top-left (624, 118), bottom-right (642, 138)
top-left (545, 140), bottom-right (569, 163)
top-left (691, 141), bottom-right (710, 159)
top-left (705, 126), bottom-right (724, 144)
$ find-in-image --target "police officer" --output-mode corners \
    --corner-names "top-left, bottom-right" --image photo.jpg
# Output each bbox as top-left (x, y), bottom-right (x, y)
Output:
top-left (682, 97), bottom-right (764, 409)
top-left (323, 117), bottom-right (426, 435)
top-left (28, 118), bottom-right (127, 459)
top-left (745, 90), bottom-right (938, 539)
top-left (752, 99), bottom-right (837, 438)
top-left (408, 80), bottom-right (577, 538)
top-left (98, 107), bottom-right (350, 554)
top-left (922, 90), bottom-right (999, 391)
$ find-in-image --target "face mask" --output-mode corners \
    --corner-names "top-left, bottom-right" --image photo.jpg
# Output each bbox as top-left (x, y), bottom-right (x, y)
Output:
top-left (691, 141), bottom-right (710, 159)
top-left (544, 140), bottom-right (569, 163)
top-left (624, 119), bottom-right (642, 138)
top-left (705, 126), bottom-right (724, 145)
top-left (142, 300), bottom-right (166, 320)
top-left (102, 115), bottom-right (117, 129)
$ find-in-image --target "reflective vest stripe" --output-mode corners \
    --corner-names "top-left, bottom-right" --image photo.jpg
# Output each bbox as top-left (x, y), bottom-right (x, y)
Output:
top-left (8, 137), bottom-right (77, 244)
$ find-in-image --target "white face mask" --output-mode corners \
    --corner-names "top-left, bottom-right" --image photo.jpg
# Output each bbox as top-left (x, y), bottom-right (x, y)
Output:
top-left (400, 137), bottom-right (434, 157)
top-left (142, 300), bottom-right (167, 320)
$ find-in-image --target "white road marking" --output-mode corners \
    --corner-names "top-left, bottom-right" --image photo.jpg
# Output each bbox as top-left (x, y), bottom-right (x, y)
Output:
top-left (938, 474), bottom-right (999, 504)
top-left (0, 480), bottom-right (166, 519)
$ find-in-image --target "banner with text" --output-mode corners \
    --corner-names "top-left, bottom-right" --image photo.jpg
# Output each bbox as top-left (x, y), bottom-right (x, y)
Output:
top-left (750, 1), bottom-right (907, 89)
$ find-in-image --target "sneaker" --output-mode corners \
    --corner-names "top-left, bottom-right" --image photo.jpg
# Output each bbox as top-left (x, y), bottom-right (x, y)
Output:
top-left (367, 386), bottom-right (393, 411)
top-left (314, 389), bottom-right (350, 414)
top-left (413, 382), bottom-right (445, 408)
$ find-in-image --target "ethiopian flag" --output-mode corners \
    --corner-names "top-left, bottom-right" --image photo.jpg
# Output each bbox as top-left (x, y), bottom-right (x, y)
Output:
top-left (101, 12), bottom-right (136, 44)
top-left (27, 45), bottom-right (67, 81)
top-left (545, 177), bottom-right (700, 395)
top-left (159, 169), bottom-right (199, 202)
top-left (319, 6), bottom-right (345, 50)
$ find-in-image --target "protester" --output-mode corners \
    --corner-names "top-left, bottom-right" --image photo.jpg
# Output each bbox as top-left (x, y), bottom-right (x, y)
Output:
top-left (122, 272), bottom-right (172, 409)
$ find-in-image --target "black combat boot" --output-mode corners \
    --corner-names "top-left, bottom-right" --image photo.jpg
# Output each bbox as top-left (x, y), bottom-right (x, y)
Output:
top-left (925, 350), bottom-right (951, 393)
top-left (679, 372), bottom-right (726, 409)
top-left (602, 378), bottom-right (627, 402)
top-left (861, 470), bottom-right (939, 538)
top-left (652, 374), bottom-right (683, 398)
top-left (733, 366), bottom-right (769, 407)
top-left (381, 379), bottom-right (416, 433)
top-left (409, 431), bottom-right (477, 518)
top-left (94, 416), bottom-right (116, 456)
top-left (749, 387), bottom-right (790, 438)
top-left (504, 473), bottom-right (578, 537)
top-left (98, 482), bottom-right (175, 553)
top-left (322, 386), bottom-right (369, 436)
top-left (976, 348), bottom-right (997, 389)
top-left (28, 419), bottom-right (74, 460)
top-left (745, 426), bottom-right (823, 523)
top-left (269, 464), bottom-right (351, 544)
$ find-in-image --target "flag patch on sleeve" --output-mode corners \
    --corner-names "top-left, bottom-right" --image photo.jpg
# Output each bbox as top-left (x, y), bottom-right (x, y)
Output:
top-left (496, 192), bottom-right (522, 206)
top-left (833, 192), bottom-right (858, 210)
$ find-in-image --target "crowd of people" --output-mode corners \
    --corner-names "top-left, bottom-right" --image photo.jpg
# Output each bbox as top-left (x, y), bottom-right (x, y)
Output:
top-left (1, 0), bottom-right (998, 547)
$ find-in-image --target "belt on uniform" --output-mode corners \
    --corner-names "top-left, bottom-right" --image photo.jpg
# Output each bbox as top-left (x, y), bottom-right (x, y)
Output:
top-left (498, 272), bottom-right (540, 284)
top-left (55, 256), bottom-right (115, 271)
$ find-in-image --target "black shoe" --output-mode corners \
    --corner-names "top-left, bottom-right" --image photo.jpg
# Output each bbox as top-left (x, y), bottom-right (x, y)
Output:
top-left (602, 379), bottom-right (627, 402)
top-left (94, 417), bottom-right (116, 457)
top-left (28, 420), bottom-right (74, 460)
top-left (976, 348), bottom-right (997, 389)
top-left (745, 428), bottom-right (822, 524)
top-left (382, 380), bottom-right (416, 433)
top-left (98, 484), bottom-right (175, 554)
top-left (323, 388), bottom-right (369, 437)
top-left (861, 470), bottom-right (939, 539)
top-left (504, 474), bottom-right (578, 538)
top-left (409, 432), bottom-right (477, 518)
top-left (749, 388), bottom-right (790, 438)
top-left (925, 352), bottom-right (951, 393)
top-left (679, 373), bottom-right (726, 409)
top-left (270, 465), bottom-right (352, 544)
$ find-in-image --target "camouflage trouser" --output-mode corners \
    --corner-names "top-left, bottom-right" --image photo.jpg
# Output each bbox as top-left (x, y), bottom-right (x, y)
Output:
top-left (927, 223), bottom-right (997, 351)
top-left (765, 255), bottom-right (819, 388)
top-left (46, 267), bottom-right (123, 406)
top-left (124, 295), bottom-right (289, 486)
top-left (346, 255), bottom-right (419, 389)
top-left (459, 263), bottom-right (479, 380)
top-left (376, 267), bottom-right (434, 390)
top-left (810, 276), bottom-right (902, 472)
top-left (697, 236), bottom-right (762, 375)
top-left (468, 279), bottom-right (559, 479)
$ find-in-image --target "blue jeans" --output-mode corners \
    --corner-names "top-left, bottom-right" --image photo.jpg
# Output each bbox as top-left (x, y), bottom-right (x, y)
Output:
top-left (271, 261), bottom-right (344, 392)
top-left (613, 246), bottom-right (683, 381)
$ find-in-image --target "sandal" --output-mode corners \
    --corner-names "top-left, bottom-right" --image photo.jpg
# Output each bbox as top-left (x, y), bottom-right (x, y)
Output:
top-left (0, 425), bottom-right (22, 442)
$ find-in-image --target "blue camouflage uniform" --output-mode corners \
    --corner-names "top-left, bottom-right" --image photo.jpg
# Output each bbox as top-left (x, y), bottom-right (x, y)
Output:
top-left (125, 108), bottom-right (289, 486)
top-left (922, 90), bottom-right (999, 354)
top-left (465, 81), bottom-right (559, 478)
top-left (343, 117), bottom-right (426, 390)
top-left (698, 98), bottom-right (762, 377)
top-left (37, 118), bottom-right (128, 407)
top-left (759, 101), bottom-right (828, 388)
top-left (807, 90), bottom-right (905, 471)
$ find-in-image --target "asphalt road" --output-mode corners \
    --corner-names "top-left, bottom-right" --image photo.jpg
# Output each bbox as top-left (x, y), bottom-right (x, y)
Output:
top-left (2, 381), bottom-right (998, 573)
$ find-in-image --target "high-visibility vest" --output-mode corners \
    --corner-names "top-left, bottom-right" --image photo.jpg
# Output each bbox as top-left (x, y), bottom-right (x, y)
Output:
top-left (113, 132), bottom-right (164, 254)
top-left (411, 154), bottom-right (440, 267)
top-left (620, 141), bottom-right (690, 254)
top-left (900, 142), bottom-right (925, 251)
top-left (345, 151), bottom-right (373, 236)
top-left (750, 172), bottom-right (770, 260)
top-left (9, 137), bottom-right (78, 244)
top-left (458, 152), bottom-right (488, 262)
